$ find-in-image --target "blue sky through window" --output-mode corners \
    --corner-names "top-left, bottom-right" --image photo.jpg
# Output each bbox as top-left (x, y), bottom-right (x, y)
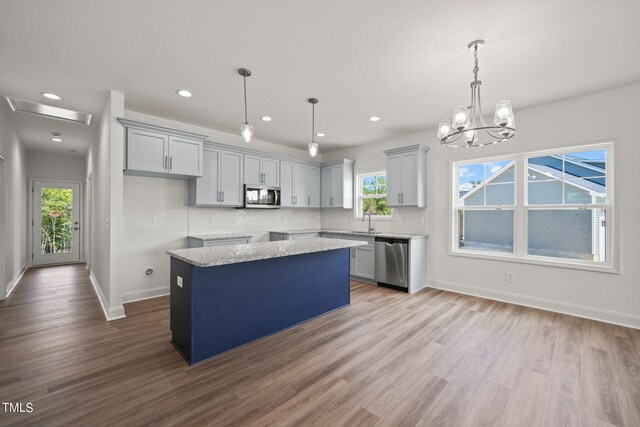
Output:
top-left (459, 160), bottom-right (510, 192)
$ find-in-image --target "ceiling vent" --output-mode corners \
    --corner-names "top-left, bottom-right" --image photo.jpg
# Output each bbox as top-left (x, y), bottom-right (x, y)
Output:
top-left (4, 96), bottom-right (93, 125)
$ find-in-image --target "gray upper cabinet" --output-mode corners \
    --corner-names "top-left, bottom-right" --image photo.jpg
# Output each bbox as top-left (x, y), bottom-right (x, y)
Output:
top-left (245, 154), bottom-right (279, 186)
top-left (321, 159), bottom-right (354, 208)
top-left (189, 146), bottom-right (244, 207)
top-left (280, 161), bottom-right (319, 208)
top-left (385, 145), bottom-right (428, 208)
top-left (119, 119), bottom-right (206, 179)
top-left (307, 166), bottom-right (320, 208)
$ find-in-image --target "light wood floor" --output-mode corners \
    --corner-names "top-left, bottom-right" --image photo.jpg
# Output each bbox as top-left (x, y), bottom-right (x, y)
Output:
top-left (1, 264), bottom-right (639, 426)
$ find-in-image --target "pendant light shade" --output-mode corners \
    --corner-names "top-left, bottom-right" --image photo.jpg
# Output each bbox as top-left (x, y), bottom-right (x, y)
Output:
top-left (240, 123), bottom-right (253, 143)
top-left (308, 98), bottom-right (319, 157)
top-left (238, 68), bottom-right (253, 143)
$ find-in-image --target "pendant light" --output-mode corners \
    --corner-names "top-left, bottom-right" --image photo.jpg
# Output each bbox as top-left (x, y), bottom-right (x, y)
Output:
top-left (238, 68), bottom-right (253, 143)
top-left (437, 40), bottom-right (516, 148)
top-left (308, 98), bottom-right (319, 157)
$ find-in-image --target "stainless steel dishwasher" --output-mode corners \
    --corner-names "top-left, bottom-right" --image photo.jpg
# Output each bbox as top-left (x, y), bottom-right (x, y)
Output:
top-left (375, 237), bottom-right (409, 290)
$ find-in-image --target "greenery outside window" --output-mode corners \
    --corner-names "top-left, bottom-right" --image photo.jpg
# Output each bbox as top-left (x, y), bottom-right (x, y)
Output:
top-left (357, 172), bottom-right (392, 218)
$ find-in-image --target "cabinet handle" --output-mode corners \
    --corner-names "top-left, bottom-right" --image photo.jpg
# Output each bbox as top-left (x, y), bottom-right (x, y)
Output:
top-left (169, 156), bottom-right (173, 171)
top-left (308, 196), bottom-right (310, 206)
top-left (221, 191), bottom-right (224, 201)
top-left (294, 196), bottom-right (297, 205)
top-left (164, 156), bottom-right (167, 169)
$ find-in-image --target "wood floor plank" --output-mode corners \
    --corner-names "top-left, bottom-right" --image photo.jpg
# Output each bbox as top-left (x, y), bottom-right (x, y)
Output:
top-left (1, 264), bottom-right (639, 426)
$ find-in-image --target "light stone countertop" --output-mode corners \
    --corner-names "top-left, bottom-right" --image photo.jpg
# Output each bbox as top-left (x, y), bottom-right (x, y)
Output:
top-left (167, 238), bottom-right (366, 267)
top-left (270, 229), bottom-right (428, 240)
top-left (188, 233), bottom-right (253, 241)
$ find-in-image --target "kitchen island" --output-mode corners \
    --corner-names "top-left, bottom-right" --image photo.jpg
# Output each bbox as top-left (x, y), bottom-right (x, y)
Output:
top-left (166, 238), bottom-right (366, 365)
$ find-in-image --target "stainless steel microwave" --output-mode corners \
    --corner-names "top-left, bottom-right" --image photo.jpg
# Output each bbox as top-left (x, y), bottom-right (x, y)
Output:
top-left (244, 185), bottom-right (281, 209)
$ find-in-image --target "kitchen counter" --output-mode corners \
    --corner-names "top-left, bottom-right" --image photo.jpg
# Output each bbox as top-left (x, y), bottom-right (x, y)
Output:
top-left (168, 238), bottom-right (366, 267)
top-left (188, 233), bottom-right (253, 241)
top-left (270, 229), bottom-right (428, 240)
top-left (168, 238), bottom-right (358, 365)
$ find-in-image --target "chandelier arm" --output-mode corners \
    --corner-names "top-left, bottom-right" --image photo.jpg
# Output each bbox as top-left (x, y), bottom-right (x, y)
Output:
top-left (476, 83), bottom-right (488, 127)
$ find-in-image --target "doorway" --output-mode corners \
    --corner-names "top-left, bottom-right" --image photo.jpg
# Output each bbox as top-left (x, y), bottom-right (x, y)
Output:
top-left (31, 180), bottom-right (81, 266)
top-left (0, 153), bottom-right (6, 299)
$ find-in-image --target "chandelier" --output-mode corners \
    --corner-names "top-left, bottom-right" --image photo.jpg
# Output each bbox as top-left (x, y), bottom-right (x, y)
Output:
top-left (438, 40), bottom-right (516, 148)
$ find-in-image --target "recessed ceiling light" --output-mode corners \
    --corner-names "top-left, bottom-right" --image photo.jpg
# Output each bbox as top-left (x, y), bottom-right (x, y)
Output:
top-left (316, 133), bottom-right (325, 137)
top-left (42, 92), bottom-right (62, 101)
top-left (369, 116), bottom-right (381, 122)
top-left (260, 116), bottom-right (272, 122)
top-left (176, 89), bottom-right (192, 98)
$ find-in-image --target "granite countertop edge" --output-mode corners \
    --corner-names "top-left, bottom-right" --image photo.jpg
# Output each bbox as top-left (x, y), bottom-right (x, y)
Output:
top-left (270, 229), bottom-right (428, 239)
top-left (188, 233), bottom-right (253, 241)
top-left (167, 238), bottom-right (366, 267)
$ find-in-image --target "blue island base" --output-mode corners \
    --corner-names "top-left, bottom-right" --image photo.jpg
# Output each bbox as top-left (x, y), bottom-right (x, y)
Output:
top-left (170, 248), bottom-right (351, 365)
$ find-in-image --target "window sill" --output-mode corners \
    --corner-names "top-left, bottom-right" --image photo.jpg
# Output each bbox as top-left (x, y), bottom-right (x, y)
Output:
top-left (449, 249), bottom-right (620, 274)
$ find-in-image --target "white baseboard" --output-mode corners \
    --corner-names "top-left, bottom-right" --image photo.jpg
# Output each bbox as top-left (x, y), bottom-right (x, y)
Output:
top-left (428, 279), bottom-right (640, 330)
top-left (89, 271), bottom-right (126, 321)
top-left (122, 286), bottom-right (169, 304)
top-left (5, 264), bottom-right (27, 298)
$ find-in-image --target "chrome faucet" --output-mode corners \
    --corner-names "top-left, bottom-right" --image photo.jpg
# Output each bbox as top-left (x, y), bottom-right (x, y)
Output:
top-left (362, 212), bottom-right (374, 233)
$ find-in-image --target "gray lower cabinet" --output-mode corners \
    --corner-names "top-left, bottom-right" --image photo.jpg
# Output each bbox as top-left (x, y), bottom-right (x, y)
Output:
top-left (320, 233), bottom-right (375, 280)
top-left (270, 232), bottom-right (319, 241)
top-left (188, 237), bottom-right (252, 248)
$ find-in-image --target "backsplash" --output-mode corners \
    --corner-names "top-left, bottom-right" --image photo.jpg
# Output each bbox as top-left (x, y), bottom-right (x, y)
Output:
top-left (321, 207), bottom-right (427, 235)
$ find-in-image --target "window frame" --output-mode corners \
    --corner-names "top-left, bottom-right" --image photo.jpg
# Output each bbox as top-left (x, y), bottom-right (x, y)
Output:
top-left (355, 171), bottom-right (394, 220)
top-left (450, 141), bottom-right (617, 273)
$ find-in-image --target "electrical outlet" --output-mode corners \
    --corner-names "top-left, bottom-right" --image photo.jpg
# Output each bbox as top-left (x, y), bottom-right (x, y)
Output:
top-left (148, 217), bottom-right (156, 226)
top-left (505, 272), bottom-right (514, 283)
top-left (177, 276), bottom-right (183, 288)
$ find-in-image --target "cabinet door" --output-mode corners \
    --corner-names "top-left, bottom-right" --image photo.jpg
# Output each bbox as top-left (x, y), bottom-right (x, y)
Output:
top-left (401, 152), bottom-right (417, 206)
top-left (220, 150), bottom-right (244, 206)
top-left (262, 157), bottom-right (279, 186)
top-left (386, 154), bottom-right (401, 206)
top-left (321, 166), bottom-right (334, 207)
top-left (332, 165), bottom-right (344, 208)
top-left (350, 248), bottom-right (356, 275)
top-left (127, 128), bottom-right (167, 173)
top-left (354, 246), bottom-right (375, 279)
top-left (293, 164), bottom-right (307, 207)
top-left (306, 166), bottom-right (320, 207)
top-left (193, 148), bottom-right (220, 205)
top-left (280, 161), bottom-right (295, 207)
top-left (168, 136), bottom-right (203, 177)
top-left (244, 154), bottom-right (262, 185)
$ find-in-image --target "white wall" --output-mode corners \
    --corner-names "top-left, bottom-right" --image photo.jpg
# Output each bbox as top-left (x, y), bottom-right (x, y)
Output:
top-left (85, 91), bottom-right (125, 319)
top-left (26, 150), bottom-right (86, 182)
top-left (119, 111), bottom-right (320, 303)
top-left (0, 104), bottom-right (28, 297)
top-left (338, 83), bottom-right (639, 327)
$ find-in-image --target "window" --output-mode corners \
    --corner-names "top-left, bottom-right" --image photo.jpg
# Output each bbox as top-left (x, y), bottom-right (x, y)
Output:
top-left (356, 172), bottom-right (392, 218)
top-left (453, 143), bottom-right (613, 269)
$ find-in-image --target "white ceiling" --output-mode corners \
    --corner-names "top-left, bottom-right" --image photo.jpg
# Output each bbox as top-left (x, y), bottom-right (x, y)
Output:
top-left (1, 0), bottom-right (639, 155)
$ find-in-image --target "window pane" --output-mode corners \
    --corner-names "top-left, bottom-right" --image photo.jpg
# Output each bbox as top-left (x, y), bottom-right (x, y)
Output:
top-left (528, 181), bottom-right (562, 204)
top-left (362, 175), bottom-right (386, 195)
top-left (459, 161), bottom-right (514, 206)
top-left (528, 149), bottom-right (606, 205)
top-left (41, 187), bottom-right (74, 254)
top-left (458, 210), bottom-right (514, 253)
top-left (363, 197), bottom-right (391, 216)
top-left (528, 209), bottom-right (606, 261)
top-left (486, 183), bottom-right (514, 205)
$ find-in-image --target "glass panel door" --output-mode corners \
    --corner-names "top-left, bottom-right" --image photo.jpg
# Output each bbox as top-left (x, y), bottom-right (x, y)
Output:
top-left (33, 181), bottom-right (80, 265)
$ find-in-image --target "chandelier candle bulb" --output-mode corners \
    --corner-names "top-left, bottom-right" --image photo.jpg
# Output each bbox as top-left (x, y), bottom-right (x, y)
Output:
top-left (240, 123), bottom-right (253, 143)
top-left (494, 100), bottom-right (514, 126)
top-left (453, 106), bottom-right (470, 130)
top-left (437, 119), bottom-right (452, 139)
